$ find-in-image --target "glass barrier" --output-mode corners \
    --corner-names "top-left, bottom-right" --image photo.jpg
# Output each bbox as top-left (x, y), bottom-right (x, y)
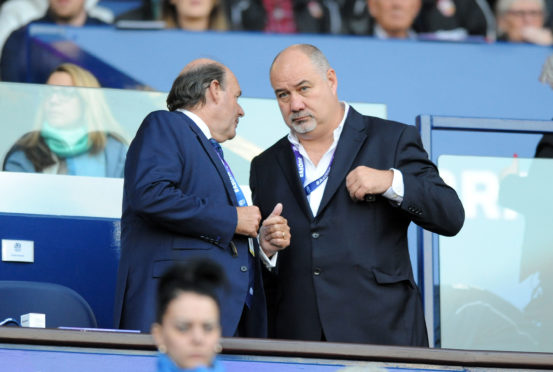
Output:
top-left (439, 155), bottom-right (553, 352)
top-left (0, 81), bottom-right (387, 191)
top-left (0, 82), bottom-right (164, 178)
top-left (417, 115), bottom-right (553, 351)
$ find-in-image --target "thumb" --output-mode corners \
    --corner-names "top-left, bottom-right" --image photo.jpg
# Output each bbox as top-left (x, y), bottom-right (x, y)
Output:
top-left (269, 202), bottom-right (283, 217)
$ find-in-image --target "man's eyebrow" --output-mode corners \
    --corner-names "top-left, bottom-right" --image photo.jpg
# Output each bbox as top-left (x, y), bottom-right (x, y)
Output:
top-left (274, 80), bottom-right (311, 94)
top-left (294, 80), bottom-right (310, 88)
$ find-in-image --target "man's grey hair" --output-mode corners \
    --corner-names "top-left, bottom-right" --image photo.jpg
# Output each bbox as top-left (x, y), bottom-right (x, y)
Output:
top-left (166, 63), bottom-right (226, 111)
top-left (271, 44), bottom-right (332, 79)
top-left (496, 0), bottom-right (545, 16)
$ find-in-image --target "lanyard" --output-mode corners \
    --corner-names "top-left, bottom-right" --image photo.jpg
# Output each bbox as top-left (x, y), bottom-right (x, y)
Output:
top-left (213, 150), bottom-right (248, 207)
top-left (290, 144), bottom-right (334, 196)
top-left (212, 148), bottom-right (255, 257)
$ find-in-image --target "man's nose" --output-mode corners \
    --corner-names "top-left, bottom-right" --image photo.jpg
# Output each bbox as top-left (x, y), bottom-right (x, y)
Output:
top-left (290, 93), bottom-right (305, 112)
top-left (238, 104), bottom-right (245, 117)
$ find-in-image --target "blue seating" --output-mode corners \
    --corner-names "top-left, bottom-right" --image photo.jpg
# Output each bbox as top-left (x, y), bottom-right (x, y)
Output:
top-left (0, 281), bottom-right (97, 328)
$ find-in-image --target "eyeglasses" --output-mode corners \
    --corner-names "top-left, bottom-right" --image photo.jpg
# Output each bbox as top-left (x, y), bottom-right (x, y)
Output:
top-left (505, 9), bottom-right (544, 18)
top-left (46, 87), bottom-right (78, 100)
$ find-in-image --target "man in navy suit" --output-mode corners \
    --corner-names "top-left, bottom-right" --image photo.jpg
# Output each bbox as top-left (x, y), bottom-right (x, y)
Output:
top-left (250, 44), bottom-right (464, 345)
top-left (114, 59), bottom-right (290, 336)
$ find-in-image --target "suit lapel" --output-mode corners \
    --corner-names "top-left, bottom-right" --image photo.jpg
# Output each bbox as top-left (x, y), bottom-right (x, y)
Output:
top-left (317, 107), bottom-right (367, 215)
top-left (274, 138), bottom-right (314, 221)
top-left (187, 120), bottom-right (238, 206)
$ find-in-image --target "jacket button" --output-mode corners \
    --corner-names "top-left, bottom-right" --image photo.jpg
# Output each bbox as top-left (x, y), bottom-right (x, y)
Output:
top-left (240, 266), bottom-right (248, 272)
top-left (313, 268), bottom-right (321, 276)
top-left (312, 232), bottom-right (320, 239)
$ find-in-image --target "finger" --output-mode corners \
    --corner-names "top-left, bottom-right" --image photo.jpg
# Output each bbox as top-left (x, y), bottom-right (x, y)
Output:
top-left (345, 170), bottom-right (359, 189)
top-left (348, 182), bottom-right (359, 200)
top-left (267, 236), bottom-right (288, 249)
top-left (253, 206), bottom-right (262, 222)
top-left (267, 230), bottom-right (284, 241)
top-left (269, 203), bottom-right (283, 217)
top-left (268, 229), bottom-right (288, 242)
top-left (261, 216), bottom-right (277, 226)
top-left (355, 187), bottom-right (366, 201)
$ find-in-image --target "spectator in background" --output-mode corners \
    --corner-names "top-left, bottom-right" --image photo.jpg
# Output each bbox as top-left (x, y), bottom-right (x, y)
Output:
top-left (488, 0), bottom-right (553, 29)
top-left (340, 0), bottom-right (371, 35)
top-left (366, 0), bottom-right (422, 39)
top-left (0, 0), bottom-right (108, 83)
top-left (0, 0), bottom-right (112, 64)
top-left (414, 0), bottom-right (496, 41)
top-left (496, 0), bottom-right (553, 45)
top-left (161, 0), bottom-right (228, 30)
top-left (2, 63), bottom-right (127, 177)
top-left (227, 0), bottom-right (343, 34)
top-left (151, 259), bottom-right (227, 372)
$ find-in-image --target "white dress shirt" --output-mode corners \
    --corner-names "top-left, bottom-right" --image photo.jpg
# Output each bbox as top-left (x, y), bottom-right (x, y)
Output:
top-left (287, 103), bottom-right (404, 217)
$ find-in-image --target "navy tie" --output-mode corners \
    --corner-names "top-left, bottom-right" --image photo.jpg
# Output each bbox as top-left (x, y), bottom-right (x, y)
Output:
top-left (209, 138), bottom-right (224, 159)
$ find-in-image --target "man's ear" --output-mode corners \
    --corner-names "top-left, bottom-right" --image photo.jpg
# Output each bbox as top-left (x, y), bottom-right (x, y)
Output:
top-left (327, 68), bottom-right (338, 96)
top-left (207, 79), bottom-right (222, 104)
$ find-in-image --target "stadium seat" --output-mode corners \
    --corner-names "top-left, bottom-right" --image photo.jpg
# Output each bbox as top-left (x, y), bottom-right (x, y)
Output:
top-left (0, 281), bottom-right (97, 328)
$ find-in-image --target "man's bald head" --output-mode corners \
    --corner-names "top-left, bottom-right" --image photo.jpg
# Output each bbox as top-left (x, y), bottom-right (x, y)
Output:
top-left (270, 44), bottom-right (331, 79)
top-left (180, 58), bottom-right (224, 75)
top-left (167, 58), bottom-right (227, 111)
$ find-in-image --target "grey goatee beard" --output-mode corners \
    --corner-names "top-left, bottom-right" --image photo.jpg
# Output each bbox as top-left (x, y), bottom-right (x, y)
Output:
top-left (289, 112), bottom-right (316, 134)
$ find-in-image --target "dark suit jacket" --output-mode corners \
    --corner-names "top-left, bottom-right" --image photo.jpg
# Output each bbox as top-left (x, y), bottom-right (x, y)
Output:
top-left (0, 12), bottom-right (106, 83)
top-left (113, 110), bottom-right (266, 336)
top-left (249, 107), bottom-right (464, 346)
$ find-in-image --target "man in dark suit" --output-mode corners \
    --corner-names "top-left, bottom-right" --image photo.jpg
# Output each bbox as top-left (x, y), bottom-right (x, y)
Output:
top-left (114, 58), bottom-right (290, 336)
top-left (250, 44), bottom-right (464, 346)
top-left (1, 0), bottom-right (108, 83)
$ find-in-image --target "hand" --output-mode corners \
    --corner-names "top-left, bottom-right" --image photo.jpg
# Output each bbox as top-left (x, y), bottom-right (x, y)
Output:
top-left (259, 203), bottom-right (290, 258)
top-left (345, 166), bottom-right (393, 202)
top-left (521, 27), bottom-right (553, 46)
top-left (235, 206), bottom-right (261, 238)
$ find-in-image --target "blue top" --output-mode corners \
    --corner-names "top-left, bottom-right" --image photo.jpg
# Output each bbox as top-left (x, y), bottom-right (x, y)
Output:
top-left (3, 135), bottom-right (127, 178)
top-left (156, 353), bottom-right (225, 372)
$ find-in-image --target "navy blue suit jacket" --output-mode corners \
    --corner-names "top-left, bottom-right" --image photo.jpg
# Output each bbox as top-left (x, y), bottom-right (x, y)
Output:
top-left (114, 110), bottom-right (267, 336)
top-left (250, 107), bottom-right (464, 345)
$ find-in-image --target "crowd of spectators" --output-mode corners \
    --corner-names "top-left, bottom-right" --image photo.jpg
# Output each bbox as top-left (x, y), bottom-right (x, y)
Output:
top-left (0, 0), bottom-right (552, 82)
top-left (112, 0), bottom-right (553, 41)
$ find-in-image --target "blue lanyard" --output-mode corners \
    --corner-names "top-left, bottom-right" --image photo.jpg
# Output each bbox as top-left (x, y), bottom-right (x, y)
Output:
top-left (212, 150), bottom-right (248, 207)
top-left (212, 146), bottom-right (255, 257)
top-left (290, 144), bottom-right (334, 196)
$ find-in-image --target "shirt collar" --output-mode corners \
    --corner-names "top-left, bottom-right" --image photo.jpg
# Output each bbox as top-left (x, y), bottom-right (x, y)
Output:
top-left (177, 109), bottom-right (213, 140)
top-left (288, 102), bottom-right (350, 147)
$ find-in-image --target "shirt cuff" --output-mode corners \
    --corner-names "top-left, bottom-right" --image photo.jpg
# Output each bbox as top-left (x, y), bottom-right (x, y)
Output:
top-left (257, 236), bottom-right (278, 269)
top-left (382, 168), bottom-right (404, 204)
